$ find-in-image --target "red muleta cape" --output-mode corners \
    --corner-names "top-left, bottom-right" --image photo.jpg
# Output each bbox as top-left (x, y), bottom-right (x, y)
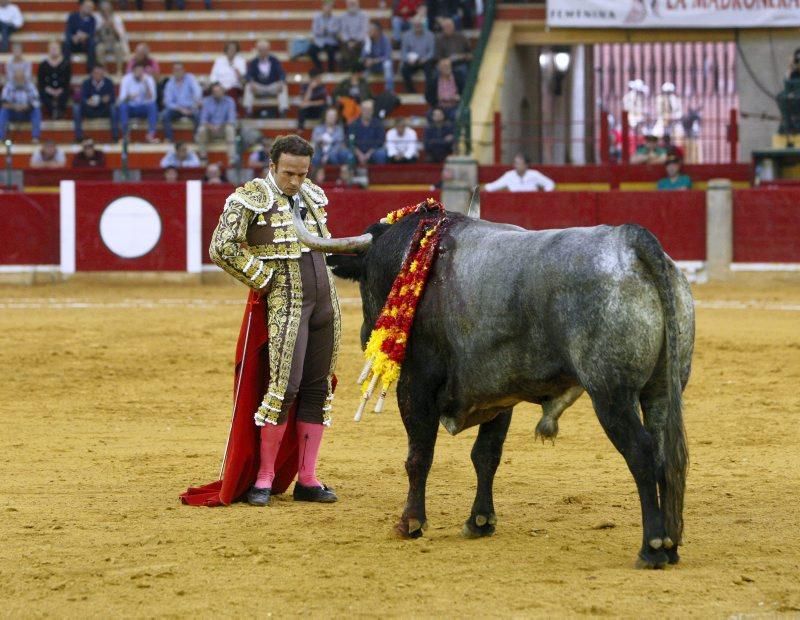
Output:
top-left (179, 290), bottom-right (336, 506)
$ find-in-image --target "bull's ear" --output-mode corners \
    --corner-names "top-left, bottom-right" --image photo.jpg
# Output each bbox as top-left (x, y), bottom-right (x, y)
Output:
top-left (327, 253), bottom-right (364, 281)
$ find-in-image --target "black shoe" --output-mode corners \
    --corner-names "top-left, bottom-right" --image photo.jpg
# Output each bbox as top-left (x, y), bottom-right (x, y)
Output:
top-left (293, 482), bottom-right (338, 503)
top-left (246, 486), bottom-right (271, 506)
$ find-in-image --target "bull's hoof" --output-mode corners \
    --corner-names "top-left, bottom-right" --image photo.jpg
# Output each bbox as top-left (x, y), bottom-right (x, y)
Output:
top-left (665, 545), bottom-right (680, 565)
top-left (393, 518), bottom-right (427, 539)
top-left (635, 545), bottom-right (669, 569)
top-left (461, 513), bottom-right (497, 539)
top-left (535, 416), bottom-right (558, 442)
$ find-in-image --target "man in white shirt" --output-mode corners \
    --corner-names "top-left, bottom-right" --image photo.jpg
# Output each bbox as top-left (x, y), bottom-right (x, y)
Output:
top-left (118, 63), bottom-right (158, 143)
top-left (386, 117), bottom-right (419, 163)
top-left (484, 153), bottom-right (555, 192)
top-left (0, 0), bottom-right (23, 53)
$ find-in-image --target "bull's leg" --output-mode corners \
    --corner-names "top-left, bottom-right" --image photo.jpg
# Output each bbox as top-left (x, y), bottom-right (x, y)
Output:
top-left (463, 409), bottom-right (512, 539)
top-left (591, 389), bottom-right (668, 569)
top-left (394, 379), bottom-right (440, 539)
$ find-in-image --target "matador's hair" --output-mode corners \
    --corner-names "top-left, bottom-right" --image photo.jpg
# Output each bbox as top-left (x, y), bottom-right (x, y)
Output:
top-left (270, 134), bottom-right (315, 166)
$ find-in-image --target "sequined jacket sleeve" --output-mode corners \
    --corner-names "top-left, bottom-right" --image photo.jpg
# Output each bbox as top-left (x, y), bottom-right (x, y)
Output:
top-left (209, 197), bottom-right (274, 290)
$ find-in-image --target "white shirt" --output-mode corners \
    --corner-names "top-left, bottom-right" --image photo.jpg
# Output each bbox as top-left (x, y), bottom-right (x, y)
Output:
top-left (386, 126), bottom-right (419, 160)
top-left (119, 72), bottom-right (156, 104)
top-left (0, 4), bottom-right (23, 28)
top-left (484, 168), bottom-right (555, 192)
top-left (209, 55), bottom-right (246, 91)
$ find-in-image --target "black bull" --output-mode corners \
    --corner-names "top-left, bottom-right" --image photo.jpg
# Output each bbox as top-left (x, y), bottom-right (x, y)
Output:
top-left (326, 212), bottom-right (695, 569)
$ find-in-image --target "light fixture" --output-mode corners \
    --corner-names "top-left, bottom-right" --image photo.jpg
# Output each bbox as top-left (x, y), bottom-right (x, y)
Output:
top-left (539, 51), bottom-right (552, 70)
top-left (554, 51), bottom-right (571, 73)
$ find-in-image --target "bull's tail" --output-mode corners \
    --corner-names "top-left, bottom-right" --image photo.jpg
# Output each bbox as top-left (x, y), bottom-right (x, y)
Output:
top-left (627, 224), bottom-right (688, 545)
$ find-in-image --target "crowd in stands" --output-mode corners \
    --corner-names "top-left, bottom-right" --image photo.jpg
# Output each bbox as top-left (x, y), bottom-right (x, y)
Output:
top-left (0, 0), bottom-right (484, 181)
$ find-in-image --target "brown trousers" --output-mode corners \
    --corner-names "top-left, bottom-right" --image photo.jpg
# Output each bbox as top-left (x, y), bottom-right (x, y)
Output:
top-left (276, 251), bottom-right (335, 424)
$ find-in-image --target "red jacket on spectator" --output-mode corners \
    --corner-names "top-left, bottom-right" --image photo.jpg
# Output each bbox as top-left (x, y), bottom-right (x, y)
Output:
top-left (394, 0), bottom-right (423, 18)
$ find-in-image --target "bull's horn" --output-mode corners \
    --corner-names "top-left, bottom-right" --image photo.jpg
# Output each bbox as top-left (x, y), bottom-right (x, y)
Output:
top-left (292, 201), bottom-right (372, 253)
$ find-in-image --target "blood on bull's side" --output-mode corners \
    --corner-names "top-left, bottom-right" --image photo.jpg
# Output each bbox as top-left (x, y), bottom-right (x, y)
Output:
top-left (294, 202), bottom-right (695, 570)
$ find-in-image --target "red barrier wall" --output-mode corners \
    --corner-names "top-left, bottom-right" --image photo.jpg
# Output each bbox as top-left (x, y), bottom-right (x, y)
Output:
top-left (733, 188), bottom-right (800, 262)
top-left (0, 192), bottom-right (60, 265)
top-left (481, 190), bottom-right (706, 260)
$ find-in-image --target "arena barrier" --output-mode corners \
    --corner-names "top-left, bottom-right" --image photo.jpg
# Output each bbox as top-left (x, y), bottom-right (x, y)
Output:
top-left (1, 182), bottom-right (797, 277)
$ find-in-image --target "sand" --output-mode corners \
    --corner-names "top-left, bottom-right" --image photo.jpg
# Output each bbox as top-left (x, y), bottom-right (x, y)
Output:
top-left (1, 275), bottom-right (799, 618)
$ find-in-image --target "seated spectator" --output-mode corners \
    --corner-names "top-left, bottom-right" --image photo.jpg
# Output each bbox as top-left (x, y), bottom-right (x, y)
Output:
top-left (204, 162), bottom-right (224, 184)
top-left (118, 64), bottom-right (159, 143)
top-left (311, 106), bottom-right (353, 166)
top-left (362, 20), bottom-right (394, 93)
top-left (72, 138), bottom-right (106, 167)
top-left (74, 65), bottom-right (117, 142)
top-left (297, 67), bottom-right (329, 130)
top-left (631, 133), bottom-right (667, 164)
top-left (209, 41), bottom-right (246, 101)
top-left (434, 17), bottom-right (471, 85)
top-left (161, 63), bottom-right (202, 143)
top-left (37, 40), bottom-right (71, 120)
top-left (386, 117), bottom-right (418, 163)
top-left (94, 0), bottom-right (128, 77)
top-left (485, 153), bottom-right (555, 192)
top-left (348, 99), bottom-right (387, 165)
top-left (165, 0), bottom-right (211, 8)
top-left (247, 135), bottom-right (272, 167)
top-left (160, 141), bottom-right (201, 168)
top-left (243, 40), bottom-right (289, 118)
top-left (312, 166), bottom-right (326, 185)
top-left (401, 16), bottom-right (435, 94)
top-left (333, 62), bottom-right (370, 123)
top-left (657, 154), bottom-right (692, 191)
top-left (426, 57), bottom-right (463, 119)
top-left (0, 68), bottom-right (41, 142)
top-left (5, 42), bottom-right (31, 82)
top-left (29, 140), bottom-right (65, 168)
top-left (339, 0), bottom-right (368, 71)
top-left (64, 0), bottom-right (96, 73)
top-left (392, 0), bottom-right (424, 45)
top-left (125, 43), bottom-right (160, 80)
top-left (309, 0), bottom-right (340, 74)
top-left (423, 106), bottom-right (454, 162)
top-left (335, 162), bottom-right (363, 188)
top-left (196, 82), bottom-right (237, 164)
top-left (0, 0), bottom-right (23, 54)
top-left (163, 165), bottom-right (179, 182)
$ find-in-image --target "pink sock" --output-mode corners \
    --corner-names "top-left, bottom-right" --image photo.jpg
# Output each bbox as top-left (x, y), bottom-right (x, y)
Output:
top-left (297, 421), bottom-right (324, 487)
top-left (255, 422), bottom-right (288, 489)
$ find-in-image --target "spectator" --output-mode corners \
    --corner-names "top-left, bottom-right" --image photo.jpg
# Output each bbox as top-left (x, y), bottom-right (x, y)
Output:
top-left (243, 40), bottom-right (289, 118)
top-left (203, 161), bottom-right (224, 184)
top-left (484, 153), bottom-right (555, 192)
top-left (118, 63), bottom-right (159, 143)
top-left (386, 117), bottom-right (418, 163)
top-left (64, 0), bottom-right (96, 73)
top-left (434, 17), bottom-right (471, 84)
top-left (161, 62), bottom-right (202, 143)
top-left (426, 0), bottom-right (460, 29)
top-left (426, 57), bottom-right (463, 119)
top-left (125, 43), bottom-right (159, 81)
top-left (348, 99), bottom-right (387, 165)
top-left (163, 165), bottom-right (179, 182)
top-left (209, 41), bottom-right (246, 101)
top-left (0, 68), bottom-right (41, 142)
top-left (37, 40), bottom-right (71, 120)
top-left (392, 0), bottom-right (424, 45)
top-left (94, 1), bottom-right (128, 77)
top-left (312, 166), bottom-right (327, 186)
top-left (400, 16), bottom-right (435, 94)
top-left (423, 106), bottom-right (454, 162)
top-left (0, 0), bottom-right (23, 54)
top-left (309, 0), bottom-right (340, 73)
top-left (631, 133), bottom-right (667, 164)
top-left (196, 82), bottom-right (237, 164)
top-left (73, 65), bottom-right (117, 142)
top-left (247, 135), bottom-right (272, 167)
top-left (5, 41), bottom-right (31, 82)
top-left (29, 140), bottom-right (65, 168)
top-left (657, 154), bottom-right (692, 191)
top-left (362, 20), bottom-right (394, 93)
top-left (333, 62), bottom-right (370, 123)
top-left (72, 138), bottom-right (106, 167)
top-left (160, 141), bottom-right (201, 168)
top-left (297, 67), bottom-right (329, 130)
top-left (165, 0), bottom-right (211, 8)
top-left (335, 162), bottom-right (362, 188)
top-left (311, 106), bottom-right (353, 166)
top-left (339, 0), bottom-right (368, 71)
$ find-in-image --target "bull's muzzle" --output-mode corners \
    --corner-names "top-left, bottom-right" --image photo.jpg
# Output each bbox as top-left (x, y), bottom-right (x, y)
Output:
top-left (292, 201), bottom-right (373, 254)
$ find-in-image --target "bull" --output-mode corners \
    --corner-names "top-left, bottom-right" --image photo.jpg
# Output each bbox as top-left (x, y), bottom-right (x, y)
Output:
top-left (293, 204), bottom-right (695, 569)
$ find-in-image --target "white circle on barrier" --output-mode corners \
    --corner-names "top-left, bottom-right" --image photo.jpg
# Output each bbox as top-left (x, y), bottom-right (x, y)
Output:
top-left (99, 196), bottom-right (162, 259)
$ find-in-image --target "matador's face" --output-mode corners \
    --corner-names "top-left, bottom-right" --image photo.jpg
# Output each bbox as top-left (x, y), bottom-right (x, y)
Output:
top-left (270, 154), bottom-right (310, 196)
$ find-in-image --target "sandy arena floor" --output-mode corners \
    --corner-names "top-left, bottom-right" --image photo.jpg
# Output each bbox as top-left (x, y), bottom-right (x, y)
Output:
top-left (1, 274), bottom-right (799, 617)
